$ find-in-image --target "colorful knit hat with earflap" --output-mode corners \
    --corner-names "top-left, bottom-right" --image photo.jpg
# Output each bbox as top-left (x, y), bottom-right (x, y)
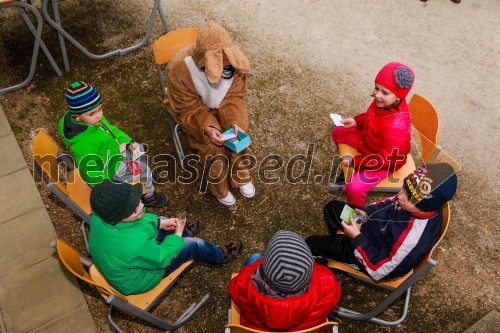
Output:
top-left (65, 81), bottom-right (103, 114)
top-left (375, 62), bottom-right (415, 100)
top-left (262, 230), bottom-right (314, 294)
top-left (403, 163), bottom-right (458, 212)
top-left (90, 180), bottom-right (143, 225)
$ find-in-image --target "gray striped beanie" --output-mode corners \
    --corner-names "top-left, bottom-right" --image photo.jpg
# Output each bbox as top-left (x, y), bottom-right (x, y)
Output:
top-left (262, 230), bottom-right (314, 294)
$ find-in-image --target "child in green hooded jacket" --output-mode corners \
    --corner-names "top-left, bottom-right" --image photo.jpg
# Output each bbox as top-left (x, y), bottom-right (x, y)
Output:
top-left (58, 81), bottom-right (167, 207)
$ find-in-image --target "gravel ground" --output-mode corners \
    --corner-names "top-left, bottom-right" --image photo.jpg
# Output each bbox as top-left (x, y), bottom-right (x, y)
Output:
top-left (0, 0), bottom-right (498, 332)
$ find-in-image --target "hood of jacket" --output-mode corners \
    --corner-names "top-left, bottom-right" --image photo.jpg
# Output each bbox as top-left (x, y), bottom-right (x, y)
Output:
top-left (59, 110), bottom-right (92, 144)
top-left (191, 22), bottom-right (251, 84)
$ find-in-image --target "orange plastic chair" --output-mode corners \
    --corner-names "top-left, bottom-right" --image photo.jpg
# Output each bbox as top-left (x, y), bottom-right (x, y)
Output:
top-left (327, 203), bottom-right (451, 326)
top-left (152, 28), bottom-right (200, 170)
top-left (54, 236), bottom-right (208, 332)
top-left (331, 94), bottom-right (441, 193)
top-left (32, 129), bottom-right (92, 221)
top-left (33, 129), bottom-right (92, 249)
top-left (225, 274), bottom-right (339, 333)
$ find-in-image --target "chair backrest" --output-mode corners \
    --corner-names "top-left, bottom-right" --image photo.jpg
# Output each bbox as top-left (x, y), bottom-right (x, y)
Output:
top-left (413, 202), bottom-right (450, 272)
top-left (66, 168), bottom-right (92, 215)
top-left (152, 28), bottom-right (200, 99)
top-left (152, 27), bottom-right (200, 65)
top-left (55, 237), bottom-right (126, 301)
top-left (33, 129), bottom-right (92, 216)
top-left (225, 322), bottom-right (337, 333)
top-left (32, 129), bottom-right (68, 195)
top-left (408, 94), bottom-right (440, 163)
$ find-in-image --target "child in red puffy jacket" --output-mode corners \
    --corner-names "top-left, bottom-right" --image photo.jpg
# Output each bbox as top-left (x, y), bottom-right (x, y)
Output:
top-left (331, 62), bottom-right (415, 207)
top-left (229, 231), bottom-right (341, 332)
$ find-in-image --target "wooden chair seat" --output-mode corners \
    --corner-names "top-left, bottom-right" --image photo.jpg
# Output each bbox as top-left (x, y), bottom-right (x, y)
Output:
top-left (89, 260), bottom-right (193, 311)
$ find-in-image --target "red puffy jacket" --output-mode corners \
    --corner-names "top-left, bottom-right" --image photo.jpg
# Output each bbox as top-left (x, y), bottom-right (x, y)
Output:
top-left (228, 260), bottom-right (341, 332)
top-left (352, 100), bottom-right (411, 171)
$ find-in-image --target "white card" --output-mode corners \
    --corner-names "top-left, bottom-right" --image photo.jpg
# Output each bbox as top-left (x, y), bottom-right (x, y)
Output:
top-left (132, 146), bottom-right (146, 160)
top-left (221, 133), bottom-right (237, 141)
top-left (330, 113), bottom-right (344, 127)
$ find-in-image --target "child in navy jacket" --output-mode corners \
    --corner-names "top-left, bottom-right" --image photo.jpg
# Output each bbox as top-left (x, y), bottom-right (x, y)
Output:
top-left (307, 163), bottom-right (457, 281)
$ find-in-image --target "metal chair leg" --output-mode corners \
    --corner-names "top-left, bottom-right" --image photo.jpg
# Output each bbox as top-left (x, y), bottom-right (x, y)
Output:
top-left (0, 2), bottom-right (42, 95)
top-left (42, 0), bottom-right (169, 71)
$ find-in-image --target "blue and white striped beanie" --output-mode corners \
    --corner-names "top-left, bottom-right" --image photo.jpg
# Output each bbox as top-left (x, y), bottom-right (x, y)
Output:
top-left (65, 81), bottom-right (103, 114)
top-left (262, 230), bottom-right (314, 294)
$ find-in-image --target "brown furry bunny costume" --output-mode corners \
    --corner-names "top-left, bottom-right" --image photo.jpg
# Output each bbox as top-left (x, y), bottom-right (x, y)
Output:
top-left (164, 22), bottom-right (253, 202)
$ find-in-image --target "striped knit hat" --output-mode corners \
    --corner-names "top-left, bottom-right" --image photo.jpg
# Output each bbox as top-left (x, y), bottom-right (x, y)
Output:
top-left (65, 81), bottom-right (103, 114)
top-left (403, 163), bottom-right (458, 212)
top-left (262, 230), bottom-right (314, 294)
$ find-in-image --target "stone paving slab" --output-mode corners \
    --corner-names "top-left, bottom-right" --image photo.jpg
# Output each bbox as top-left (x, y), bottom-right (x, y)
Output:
top-left (0, 207), bottom-right (56, 280)
top-left (0, 256), bottom-right (92, 332)
top-left (32, 305), bottom-right (97, 333)
top-left (0, 103), bottom-right (96, 332)
top-left (0, 168), bottom-right (45, 226)
top-left (0, 107), bottom-right (10, 137)
top-left (0, 134), bottom-right (26, 177)
top-left (463, 310), bottom-right (500, 333)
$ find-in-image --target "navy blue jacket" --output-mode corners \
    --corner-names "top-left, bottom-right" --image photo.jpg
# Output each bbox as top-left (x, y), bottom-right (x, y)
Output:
top-left (352, 196), bottom-right (442, 281)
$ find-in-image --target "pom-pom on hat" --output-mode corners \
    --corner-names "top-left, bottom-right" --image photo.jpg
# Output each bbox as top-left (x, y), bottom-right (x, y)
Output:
top-left (65, 81), bottom-right (103, 114)
top-left (262, 230), bottom-right (314, 294)
top-left (90, 180), bottom-right (143, 225)
top-left (403, 163), bottom-right (458, 212)
top-left (375, 62), bottom-right (415, 100)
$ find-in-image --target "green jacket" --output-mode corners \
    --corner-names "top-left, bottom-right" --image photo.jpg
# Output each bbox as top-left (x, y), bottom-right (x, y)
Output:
top-left (89, 211), bottom-right (185, 295)
top-left (58, 111), bottom-right (132, 186)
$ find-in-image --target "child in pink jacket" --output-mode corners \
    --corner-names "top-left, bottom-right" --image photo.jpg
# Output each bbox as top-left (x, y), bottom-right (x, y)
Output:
top-left (332, 62), bottom-right (415, 207)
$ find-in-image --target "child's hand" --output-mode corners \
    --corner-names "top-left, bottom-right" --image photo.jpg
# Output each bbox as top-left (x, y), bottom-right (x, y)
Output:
top-left (341, 155), bottom-right (353, 167)
top-left (119, 143), bottom-right (127, 153)
top-left (174, 218), bottom-right (185, 236)
top-left (342, 118), bottom-right (356, 128)
top-left (341, 220), bottom-right (361, 239)
top-left (128, 142), bottom-right (138, 152)
top-left (205, 127), bottom-right (224, 146)
top-left (232, 124), bottom-right (242, 136)
top-left (159, 217), bottom-right (177, 231)
top-left (354, 208), bottom-right (368, 220)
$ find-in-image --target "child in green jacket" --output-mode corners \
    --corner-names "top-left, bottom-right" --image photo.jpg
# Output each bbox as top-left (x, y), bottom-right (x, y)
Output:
top-left (58, 81), bottom-right (167, 207)
top-left (89, 180), bottom-right (243, 295)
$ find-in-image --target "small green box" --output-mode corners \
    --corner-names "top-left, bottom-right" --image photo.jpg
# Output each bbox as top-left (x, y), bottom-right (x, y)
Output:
top-left (222, 128), bottom-right (251, 153)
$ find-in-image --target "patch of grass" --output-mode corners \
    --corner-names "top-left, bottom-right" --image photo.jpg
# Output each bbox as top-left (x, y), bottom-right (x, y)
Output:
top-left (11, 124), bottom-right (23, 135)
top-left (17, 101), bottom-right (36, 120)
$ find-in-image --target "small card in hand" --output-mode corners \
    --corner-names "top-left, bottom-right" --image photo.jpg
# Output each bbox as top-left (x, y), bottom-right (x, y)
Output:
top-left (177, 211), bottom-right (186, 226)
top-left (340, 204), bottom-right (367, 226)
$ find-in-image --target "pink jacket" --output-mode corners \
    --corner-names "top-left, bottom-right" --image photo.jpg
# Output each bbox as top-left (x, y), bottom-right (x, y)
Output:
top-left (352, 101), bottom-right (411, 171)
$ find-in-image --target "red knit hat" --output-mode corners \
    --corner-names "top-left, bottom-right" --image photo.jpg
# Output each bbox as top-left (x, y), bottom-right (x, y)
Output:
top-left (375, 62), bottom-right (415, 100)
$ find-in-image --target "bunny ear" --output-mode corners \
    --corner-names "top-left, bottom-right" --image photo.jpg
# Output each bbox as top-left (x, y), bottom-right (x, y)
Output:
top-left (223, 45), bottom-right (251, 73)
top-left (204, 49), bottom-right (223, 84)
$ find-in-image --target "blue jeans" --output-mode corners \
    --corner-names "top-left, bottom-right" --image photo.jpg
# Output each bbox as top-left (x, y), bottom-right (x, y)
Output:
top-left (157, 229), bottom-right (224, 277)
top-left (244, 253), bottom-right (264, 266)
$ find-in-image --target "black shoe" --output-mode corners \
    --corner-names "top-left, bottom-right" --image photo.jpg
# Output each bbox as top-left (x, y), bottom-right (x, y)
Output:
top-left (220, 240), bottom-right (243, 263)
top-left (330, 172), bottom-right (346, 192)
top-left (334, 172), bottom-right (345, 184)
top-left (152, 172), bottom-right (162, 184)
top-left (142, 191), bottom-right (169, 207)
top-left (185, 219), bottom-right (200, 237)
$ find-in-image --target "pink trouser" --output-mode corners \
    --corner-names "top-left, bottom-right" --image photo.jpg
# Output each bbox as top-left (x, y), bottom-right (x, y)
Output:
top-left (332, 127), bottom-right (389, 207)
